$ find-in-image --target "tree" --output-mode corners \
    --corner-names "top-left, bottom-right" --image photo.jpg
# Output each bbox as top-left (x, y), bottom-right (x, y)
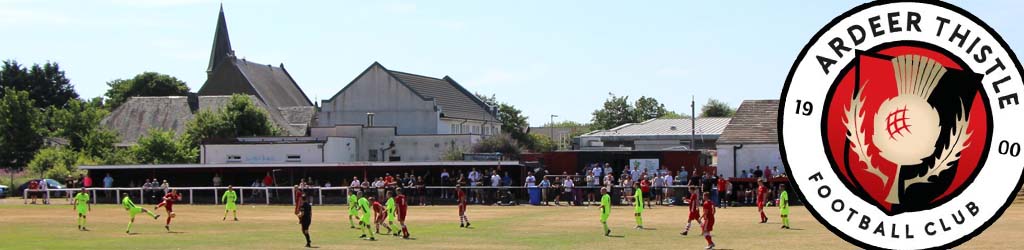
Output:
top-left (0, 88), bottom-right (45, 172)
top-left (590, 94), bottom-right (634, 130)
top-left (700, 99), bottom-right (736, 117)
top-left (45, 99), bottom-right (110, 151)
top-left (634, 96), bottom-right (668, 121)
top-left (104, 72), bottom-right (190, 110)
top-left (132, 129), bottom-right (197, 164)
top-left (0, 60), bottom-right (78, 108)
top-left (476, 92), bottom-right (534, 153)
top-left (660, 111), bottom-right (692, 119)
top-left (27, 147), bottom-right (85, 179)
top-left (79, 129), bottom-right (120, 160)
top-left (471, 134), bottom-right (521, 158)
top-left (528, 133), bottom-right (557, 153)
top-left (183, 94), bottom-right (280, 146)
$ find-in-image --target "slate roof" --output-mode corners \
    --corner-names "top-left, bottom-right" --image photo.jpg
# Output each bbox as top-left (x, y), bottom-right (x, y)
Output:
top-left (385, 68), bottom-right (498, 122)
top-left (100, 96), bottom-right (193, 146)
top-left (716, 99), bottom-right (779, 145)
top-left (583, 117), bottom-right (731, 137)
top-left (231, 59), bottom-right (312, 108)
top-left (198, 95), bottom-right (308, 136)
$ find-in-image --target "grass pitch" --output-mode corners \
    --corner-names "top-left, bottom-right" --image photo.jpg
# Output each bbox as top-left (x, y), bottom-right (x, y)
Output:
top-left (1, 199), bottom-right (1022, 249)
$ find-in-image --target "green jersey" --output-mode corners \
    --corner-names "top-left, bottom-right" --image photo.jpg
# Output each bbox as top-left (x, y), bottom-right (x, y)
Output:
top-left (600, 194), bottom-right (611, 216)
top-left (358, 197), bottom-right (371, 220)
top-left (348, 194), bottom-right (358, 209)
top-left (633, 189), bottom-right (644, 212)
top-left (385, 197), bottom-right (396, 219)
top-left (779, 190), bottom-right (790, 214)
top-left (75, 192), bottom-right (90, 207)
top-left (122, 196), bottom-right (137, 209)
top-left (221, 190), bottom-right (237, 204)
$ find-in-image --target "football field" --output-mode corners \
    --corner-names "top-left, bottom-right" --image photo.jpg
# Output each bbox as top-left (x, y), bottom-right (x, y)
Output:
top-left (1, 200), bottom-right (1022, 249)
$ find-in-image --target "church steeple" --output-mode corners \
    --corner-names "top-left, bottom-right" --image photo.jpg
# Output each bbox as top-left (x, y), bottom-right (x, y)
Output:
top-left (207, 4), bottom-right (234, 75)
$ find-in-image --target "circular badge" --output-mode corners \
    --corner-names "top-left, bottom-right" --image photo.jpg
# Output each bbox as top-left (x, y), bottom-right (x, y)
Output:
top-left (779, 1), bottom-right (1024, 249)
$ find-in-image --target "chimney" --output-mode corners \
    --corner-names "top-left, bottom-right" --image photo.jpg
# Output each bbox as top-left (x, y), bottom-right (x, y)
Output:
top-left (366, 112), bottom-right (375, 127)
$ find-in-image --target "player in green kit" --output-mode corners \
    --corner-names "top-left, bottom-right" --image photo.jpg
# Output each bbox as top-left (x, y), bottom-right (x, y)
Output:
top-left (222, 185), bottom-right (238, 221)
top-left (357, 191), bottom-right (375, 241)
top-left (122, 193), bottom-right (160, 234)
top-left (632, 182), bottom-right (644, 229)
top-left (73, 187), bottom-right (91, 231)
top-left (347, 191), bottom-right (358, 229)
top-left (779, 183), bottom-right (791, 229)
top-left (600, 187), bottom-right (611, 236)
top-left (385, 190), bottom-right (399, 236)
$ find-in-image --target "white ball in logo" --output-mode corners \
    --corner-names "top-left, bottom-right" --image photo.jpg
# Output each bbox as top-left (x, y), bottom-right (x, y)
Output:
top-left (872, 95), bottom-right (940, 165)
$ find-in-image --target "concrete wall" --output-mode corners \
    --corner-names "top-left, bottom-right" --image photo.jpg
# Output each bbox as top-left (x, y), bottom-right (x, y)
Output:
top-left (202, 143), bottom-right (324, 164)
top-left (440, 118), bottom-right (500, 136)
top-left (393, 135), bottom-right (481, 161)
top-left (324, 137), bottom-right (357, 163)
top-left (319, 65), bottom-right (440, 135)
top-left (715, 143), bottom-right (781, 178)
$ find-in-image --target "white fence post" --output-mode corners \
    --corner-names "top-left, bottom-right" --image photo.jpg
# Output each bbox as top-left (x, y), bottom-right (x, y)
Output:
top-left (91, 189), bottom-right (97, 204)
top-left (240, 188), bottom-right (244, 205)
top-left (214, 188), bottom-right (219, 205)
top-left (189, 189), bottom-right (194, 205)
top-left (318, 188), bottom-right (323, 205)
top-left (265, 187), bottom-right (270, 205)
top-left (139, 188), bottom-right (144, 205)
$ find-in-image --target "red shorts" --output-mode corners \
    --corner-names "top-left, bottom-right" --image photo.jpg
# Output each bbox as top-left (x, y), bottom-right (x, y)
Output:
top-left (458, 204), bottom-right (467, 215)
top-left (688, 212), bottom-right (700, 221)
top-left (398, 212), bottom-right (407, 222)
top-left (757, 201), bottom-right (765, 209)
top-left (703, 219), bottom-right (715, 232)
top-left (375, 214), bottom-right (385, 223)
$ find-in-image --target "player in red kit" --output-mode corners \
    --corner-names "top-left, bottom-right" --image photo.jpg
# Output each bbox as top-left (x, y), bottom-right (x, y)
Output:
top-left (395, 188), bottom-right (411, 238)
top-left (757, 179), bottom-right (768, 223)
top-left (702, 192), bottom-right (716, 249)
top-left (293, 185), bottom-right (304, 222)
top-left (154, 189), bottom-right (181, 231)
top-left (371, 197), bottom-right (389, 234)
top-left (680, 186), bottom-right (701, 236)
top-left (456, 184), bottom-right (471, 228)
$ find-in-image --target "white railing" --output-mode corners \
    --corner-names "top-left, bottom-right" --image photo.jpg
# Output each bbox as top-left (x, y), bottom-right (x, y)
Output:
top-left (22, 187), bottom-right (356, 206)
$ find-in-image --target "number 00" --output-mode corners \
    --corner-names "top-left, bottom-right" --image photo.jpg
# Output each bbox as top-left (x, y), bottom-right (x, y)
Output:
top-left (998, 140), bottom-right (1020, 157)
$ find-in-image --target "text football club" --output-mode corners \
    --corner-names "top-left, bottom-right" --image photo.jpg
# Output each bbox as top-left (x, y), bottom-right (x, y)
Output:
top-left (779, 1), bottom-right (1024, 249)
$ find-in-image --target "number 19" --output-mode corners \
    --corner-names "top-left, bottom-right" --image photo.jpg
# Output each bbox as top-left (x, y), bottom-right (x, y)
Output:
top-left (795, 100), bottom-right (813, 116)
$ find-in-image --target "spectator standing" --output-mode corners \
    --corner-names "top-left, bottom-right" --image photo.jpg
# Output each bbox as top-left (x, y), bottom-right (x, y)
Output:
top-left (468, 168), bottom-right (480, 203)
top-left (440, 169), bottom-right (451, 199)
top-left (680, 167), bottom-right (690, 184)
top-left (652, 174), bottom-right (664, 206)
top-left (753, 166), bottom-right (764, 179)
top-left (717, 175), bottom-right (729, 208)
top-left (490, 171), bottom-right (501, 205)
top-left (585, 172), bottom-right (595, 205)
top-left (563, 176), bottom-right (575, 206)
top-left (663, 172), bottom-right (674, 199)
top-left (263, 172), bottom-right (274, 187)
top-left (603, 163), bottom-right (613, 178)
top-left (41, 179), bottom-right (50, 204)
top-left (213, 174), bottom-right (222, 187)
top-left (525, 171), bottom-right (536, 187)
top-left (83, 174), bottom-right (93, 188)
top-left (539, 177), bottom-right (551, 205)
top-left (764, 167), bottom-right (773, 180)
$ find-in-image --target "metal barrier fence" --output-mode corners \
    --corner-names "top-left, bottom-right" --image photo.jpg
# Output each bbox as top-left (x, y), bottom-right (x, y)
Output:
top-left (21, 185), bottom-right (799, 207)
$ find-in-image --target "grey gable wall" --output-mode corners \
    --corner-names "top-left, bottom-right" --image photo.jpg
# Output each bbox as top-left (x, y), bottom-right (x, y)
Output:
top-left (319, 63), bottom-right (440, 135)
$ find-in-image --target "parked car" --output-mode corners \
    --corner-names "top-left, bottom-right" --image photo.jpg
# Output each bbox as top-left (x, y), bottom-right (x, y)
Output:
top-left (15, 179), bottom-right (66, 197)
top-left (0, 184), bottom-right (8, 198)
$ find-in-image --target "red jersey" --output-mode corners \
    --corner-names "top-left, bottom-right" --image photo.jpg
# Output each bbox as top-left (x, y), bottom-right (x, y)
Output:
top-left (161, 193), bottom-right (181, 210)
top-left (29, 180), bottom-right (39, 190)
top-left (263, 175), bottom-right (273, 186)
top-left (717, 178), bottom-right (727, 193)
top-left (395, 194), bottom-right (408, 220)
top-left (640, 179), bottom-right (651, 192)
top-left (293, 189), bottom-right (304, 214)
top-left (703, 199), bottom-right (715, 221)
top-left (457, 189), bottom-right (466, 205)
top-left (757, 185), bottom-right (767, 204)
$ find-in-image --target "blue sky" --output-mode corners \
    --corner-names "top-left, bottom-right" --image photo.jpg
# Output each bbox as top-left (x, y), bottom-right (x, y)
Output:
top-left (1, 0), bottom-right (1020, 125)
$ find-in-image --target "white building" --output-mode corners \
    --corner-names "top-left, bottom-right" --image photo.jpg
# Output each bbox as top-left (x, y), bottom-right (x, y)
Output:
top-left (319, 62), bottom-right (501, 136)
top-left (715, 100), bottom-right (781, 178)
top-left (578, 117), bottom-right (731, 151)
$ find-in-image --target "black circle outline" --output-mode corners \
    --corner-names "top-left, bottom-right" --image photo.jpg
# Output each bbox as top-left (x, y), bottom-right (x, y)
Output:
top-left (778, 1), bottom-right (1024, 249)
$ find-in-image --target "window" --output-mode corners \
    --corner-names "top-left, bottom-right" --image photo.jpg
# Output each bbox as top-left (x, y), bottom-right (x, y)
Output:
top-left (227, 155), bottom-right (241, 163)
top-left (451, 124), bottom-right (459, 134)
top-left (286, 155), bottom-right (301, 162)
top-left (368, 150), bottom-right (378, 162)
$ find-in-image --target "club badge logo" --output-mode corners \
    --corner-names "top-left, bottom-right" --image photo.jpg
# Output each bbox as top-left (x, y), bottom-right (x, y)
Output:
top-left (780, 1), bottom-right (1024, 249)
